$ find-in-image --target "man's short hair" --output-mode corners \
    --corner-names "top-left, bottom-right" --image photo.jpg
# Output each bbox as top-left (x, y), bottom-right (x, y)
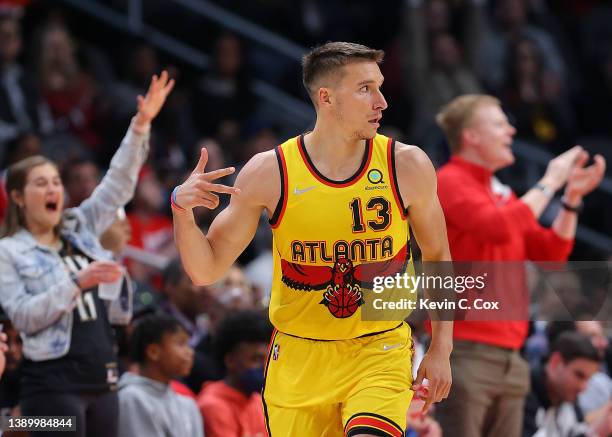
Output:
top-left (213, 310), bottom-right (273, 365)
top-left (549, 331), bottom-right (601, 364)
top-left (302, 41), bottom-right (384, 105)
top-left (130, 313), bottom-right (184, 364)
top-left (435, 94), bottom-right (500, 153)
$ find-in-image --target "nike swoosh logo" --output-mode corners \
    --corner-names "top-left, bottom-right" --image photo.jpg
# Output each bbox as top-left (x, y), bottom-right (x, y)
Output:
top-left (293, 186), bottom-right (316, 195)
top-left (382, 343), bottom-right (402, 351)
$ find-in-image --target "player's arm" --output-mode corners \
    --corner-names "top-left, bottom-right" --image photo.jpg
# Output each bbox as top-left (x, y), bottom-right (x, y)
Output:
top-left (395, 143), bottom-right (453, 412)
top-left (172, 149), bottom-right (278, 285)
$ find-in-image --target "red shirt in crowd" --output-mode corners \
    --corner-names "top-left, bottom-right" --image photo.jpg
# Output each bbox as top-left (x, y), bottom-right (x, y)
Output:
top-left (435, 156), bottom-right (573, 349)
top-left (197, 381), bottom-right (267, 437)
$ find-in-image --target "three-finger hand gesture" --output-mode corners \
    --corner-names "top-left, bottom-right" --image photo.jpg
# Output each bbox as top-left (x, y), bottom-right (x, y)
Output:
top-left (174, 148), bottom-right (241, 211)
top-left (134, 70), bottom-right (175, 126)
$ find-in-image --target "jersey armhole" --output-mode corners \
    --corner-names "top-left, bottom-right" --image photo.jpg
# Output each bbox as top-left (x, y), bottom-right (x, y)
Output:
top-left (269, 145), bottom-right (288, 228)
top-left (387, 138), bottom-right (408, 220)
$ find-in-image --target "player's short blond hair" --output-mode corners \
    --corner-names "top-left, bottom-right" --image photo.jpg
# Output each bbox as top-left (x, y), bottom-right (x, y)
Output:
top-left (435, 94), bottom-right (500, 152)
top-left (302, 42), bottom-right (384, 106)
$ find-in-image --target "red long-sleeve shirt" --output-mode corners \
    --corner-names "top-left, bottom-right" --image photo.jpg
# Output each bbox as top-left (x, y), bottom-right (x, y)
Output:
top-left (436, 156), bottom-right (573, 349)
top-left (197, 381), bottom-right (267, 437)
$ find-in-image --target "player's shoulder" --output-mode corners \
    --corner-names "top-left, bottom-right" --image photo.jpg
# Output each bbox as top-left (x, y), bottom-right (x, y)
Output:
top-left (393, 141), bottom-right (435, 176)
top-left (234, 149), bottom-right (280, 209)
top-left (237, 149), bottom-right (278, 181)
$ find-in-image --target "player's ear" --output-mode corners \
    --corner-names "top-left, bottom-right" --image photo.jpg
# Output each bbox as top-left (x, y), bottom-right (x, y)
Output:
top-left (318, 87), bottom-right (332, 107)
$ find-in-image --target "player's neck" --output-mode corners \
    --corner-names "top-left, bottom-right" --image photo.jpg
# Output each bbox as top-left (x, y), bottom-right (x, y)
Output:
top-left (305, 122), bottom-right (367, 178)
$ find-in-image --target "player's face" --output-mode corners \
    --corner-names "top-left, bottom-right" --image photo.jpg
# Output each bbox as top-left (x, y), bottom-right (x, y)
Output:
top-left (467, 104), bottom-right (516, 171)
top-left (331, 61), bottom-right (388, 140)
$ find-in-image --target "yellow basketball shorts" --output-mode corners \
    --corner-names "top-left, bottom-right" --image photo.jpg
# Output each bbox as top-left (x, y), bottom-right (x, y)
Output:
top-left (262, 322), bottom-right (414, 437)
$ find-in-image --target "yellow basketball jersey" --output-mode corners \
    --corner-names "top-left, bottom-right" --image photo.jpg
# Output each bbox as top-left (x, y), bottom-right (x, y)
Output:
top-left (268, 134), bottom-right (411, 340)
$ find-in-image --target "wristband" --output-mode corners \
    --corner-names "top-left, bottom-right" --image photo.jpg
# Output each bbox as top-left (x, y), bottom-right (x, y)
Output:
top-left (170, 186), bottom-right (186, 212)
top-left (534, 183), bottom-right (554, 198)
top-left (561, 197), bottom-right (583, 214)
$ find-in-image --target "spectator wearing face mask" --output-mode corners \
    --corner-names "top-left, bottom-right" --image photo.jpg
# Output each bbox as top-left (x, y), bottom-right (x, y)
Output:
top-left (197, 310), bottom-right (272, 437)
top-left (117, 313), bottom-right (202, 437)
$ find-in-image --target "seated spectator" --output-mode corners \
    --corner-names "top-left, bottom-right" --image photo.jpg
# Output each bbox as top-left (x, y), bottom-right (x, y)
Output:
top-left (209, 264), bottom-right (258, 311)
top-left (191, 33), bottom-right (255, 144)
top-left (62, 157), bottom-right (101, 208)
top-left (160, 257), bottom-right (211, 347)
top-left (118, 313), bottom-right (203, 437)
top-left (197, 310), bottom-right (272, 437)
top-left (160, 258), bottom-right (224, 392)
top-left (125, 165), bottom-right (176, 287)
top-left (400, 0), bottom-right (482, 146)
top-left (37, 22), bottom-right (103, 151)
top-left (523, 331), bottom-right (612, 437)
top-left (0, 13), bottom-right (52, 154)
top-left (500, 35), bottom-right (576, 152)
top-left (478, 0), bottom-right (568, 92)
top-left (546, 321), bottom-right (612, 417)
top-left (62, 157), bottom-right (132, 256)
top-left (2, 132), bottom-right (42, 170)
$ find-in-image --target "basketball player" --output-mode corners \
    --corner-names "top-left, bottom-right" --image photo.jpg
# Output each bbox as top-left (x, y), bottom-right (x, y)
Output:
top-left (172, 42), bottom-right (452, 437)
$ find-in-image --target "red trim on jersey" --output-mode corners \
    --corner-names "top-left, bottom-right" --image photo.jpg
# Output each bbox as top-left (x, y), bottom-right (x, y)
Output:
top-left (345, 415), bottom-right (403, 437)
top-left (387, 137), bottom-right (407, 220)
top-left (269, 146), bottom-right (288, 229)
top-left (297, 135), bottom-right (373, 188)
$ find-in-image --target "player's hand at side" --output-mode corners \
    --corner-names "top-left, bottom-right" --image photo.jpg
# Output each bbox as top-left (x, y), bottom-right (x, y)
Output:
top-left (412, 347), bottom-right (452, 414)
top-left (174, 148), bottom-right (241, 211)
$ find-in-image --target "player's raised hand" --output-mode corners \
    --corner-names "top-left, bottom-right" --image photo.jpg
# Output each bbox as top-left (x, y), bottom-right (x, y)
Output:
top-left (173, 148), bottom-right (241, 211)
top-left (134, 70), bottom-right (175, 126)
top-left (412, 348), bottom-right (452, 414)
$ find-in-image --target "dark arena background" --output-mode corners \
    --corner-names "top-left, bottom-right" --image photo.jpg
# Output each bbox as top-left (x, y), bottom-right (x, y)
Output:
top-left (0, 0), bottom-right (610, 436)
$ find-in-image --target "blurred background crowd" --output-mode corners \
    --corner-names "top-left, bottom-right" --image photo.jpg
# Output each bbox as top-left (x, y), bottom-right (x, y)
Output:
top-left (0, 0), bottom-right (610, 436)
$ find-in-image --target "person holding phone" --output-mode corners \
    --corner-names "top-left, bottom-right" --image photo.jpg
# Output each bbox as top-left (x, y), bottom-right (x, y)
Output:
top-left (0, 72), bottom-right (174, 437)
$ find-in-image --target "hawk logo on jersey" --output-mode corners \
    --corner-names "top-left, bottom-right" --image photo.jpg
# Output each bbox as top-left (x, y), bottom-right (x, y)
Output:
top-left (280, 245), bottom-right (409, 318)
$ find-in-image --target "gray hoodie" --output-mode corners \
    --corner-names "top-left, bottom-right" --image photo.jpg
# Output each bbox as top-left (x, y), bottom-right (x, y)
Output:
top-left (117, 372), bottom-right (204, 437)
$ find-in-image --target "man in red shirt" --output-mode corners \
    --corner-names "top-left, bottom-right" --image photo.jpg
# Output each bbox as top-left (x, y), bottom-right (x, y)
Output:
top-left (433, 94), bottom-right (606, 437)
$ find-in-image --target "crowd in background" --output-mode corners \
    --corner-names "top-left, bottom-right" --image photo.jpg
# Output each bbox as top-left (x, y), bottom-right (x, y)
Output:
top-left (0, 0), bottom-right (610, 436)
